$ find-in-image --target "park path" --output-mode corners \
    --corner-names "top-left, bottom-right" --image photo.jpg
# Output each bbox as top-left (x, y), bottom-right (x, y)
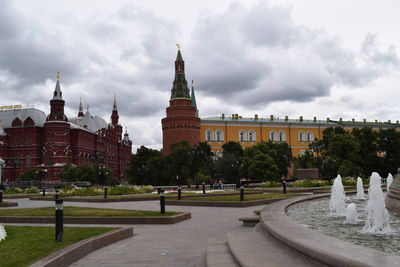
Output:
top-left (11, 198), bottom-right (263, 267)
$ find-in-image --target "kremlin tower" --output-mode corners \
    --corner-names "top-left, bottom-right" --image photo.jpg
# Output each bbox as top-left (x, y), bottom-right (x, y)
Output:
top-left (162, 48), bottom-right (200, 154)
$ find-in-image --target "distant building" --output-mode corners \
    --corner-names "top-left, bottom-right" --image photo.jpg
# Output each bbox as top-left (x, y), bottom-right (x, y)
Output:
top-left (161, 50), bottom-right (400, 157)
top-left (0, 73), bottom-right (132, 182)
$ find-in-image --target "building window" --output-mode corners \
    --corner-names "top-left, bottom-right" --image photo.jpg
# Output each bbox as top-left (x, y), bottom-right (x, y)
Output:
top-left (26, 154), bottom-right (32, 167)
top-left (299, 131), bottom-right (305, 142)
top-left (307, 132), bottom-right (313, 142)
top-left (216, 130), bottom-right (224, 141)
top-left (249, 130), bottom-right (256, 142)
top-left (279, 131), bottom-right (286, 142)
top-left (270, 131), bottom-right (276, 142)
top-left (206, 130), bottom-right (213, 141)
top-left (239, 131), bottom-right (247, 142)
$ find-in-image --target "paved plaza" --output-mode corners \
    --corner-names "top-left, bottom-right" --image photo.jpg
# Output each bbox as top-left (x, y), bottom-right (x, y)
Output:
top-left (8, 198), bottom-right (263, 267)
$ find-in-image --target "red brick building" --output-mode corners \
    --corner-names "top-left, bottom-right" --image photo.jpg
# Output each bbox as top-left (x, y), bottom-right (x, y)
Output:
top-left (162, 49), bottom-right (200, 154)
top-left (0, 73), bottom-right (132, 182)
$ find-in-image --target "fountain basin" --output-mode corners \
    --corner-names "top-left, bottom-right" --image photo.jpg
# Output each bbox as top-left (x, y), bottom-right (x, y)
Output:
top-left (260, 194), bottom-right (400, 267)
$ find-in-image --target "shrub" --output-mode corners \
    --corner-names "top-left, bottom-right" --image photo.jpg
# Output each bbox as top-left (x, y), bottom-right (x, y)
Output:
top-left (342, 177), bottom-right (356, 186)
top-left (24, 187), bottom-right (39, 194)
top-left (293, 179), bottom-right (331, 187)
top-left (4, 188), bottom-right (24, 194)
top-left (261, 181), bottom-right (281, 188)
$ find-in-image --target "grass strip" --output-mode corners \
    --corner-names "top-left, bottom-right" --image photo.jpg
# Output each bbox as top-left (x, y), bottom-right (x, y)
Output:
top-left (181, 193), bottom-right (304, 201)
top-left (0, 206), bottom-right (178, 217)
top-left (0, 226), bottom-right (113, 267)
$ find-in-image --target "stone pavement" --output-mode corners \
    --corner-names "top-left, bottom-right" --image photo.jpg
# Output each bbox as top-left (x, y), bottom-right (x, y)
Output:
top-left (10, 198), bottom-right (263, 266)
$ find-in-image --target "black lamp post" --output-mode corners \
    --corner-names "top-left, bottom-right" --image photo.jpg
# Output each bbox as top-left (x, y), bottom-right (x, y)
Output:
top-left (202, 182), bottom-right (206, 194)
top-left (55, 198), bottom-right (63, 242)
top-left (178, 185), bottom-right (182, 200)
top-left (240, 185), bottom-right (244, 201)
top-left (104, 186), bottom-right (108, 199)
top-left (160, 190), bottom-right (165, 214)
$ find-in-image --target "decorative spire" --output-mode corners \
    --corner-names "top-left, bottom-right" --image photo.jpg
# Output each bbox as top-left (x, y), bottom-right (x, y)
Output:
top-left (78, 96), bottom-right (84, 117)
top-left (113, 94), bottom-right (117, 110)
top-left (170, 47), bottom-right (190, 99)
top-left (53, 72), bottom-right (63, 100)
top-left (191, 80), bottom-right (197, 110)
top-left (123, 126), bottom-right (131, 143)
top-left (86, 104), bottom-right (90, 112)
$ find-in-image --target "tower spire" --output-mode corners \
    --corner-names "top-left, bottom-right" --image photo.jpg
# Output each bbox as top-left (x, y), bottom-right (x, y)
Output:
top-left (53, 72), bottom-right (63, 100)
top-left (113, 94), bottom-right (117, 110)
top-left (170, 46), bottom-right (190, 99)
top-left (111, 94), bottom-right (119, 125)
top-left (47, 72), bottom-right (67, 121)
top-left (78, 96), bottom-right (84, 117)
top-left (191, 80), bottom-right (197, 110)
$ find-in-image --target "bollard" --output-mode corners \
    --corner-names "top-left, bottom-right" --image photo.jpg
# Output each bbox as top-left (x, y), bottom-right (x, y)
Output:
top-left (42, 187), bottom-right (46, 197)
top-left (178, 186), bottom-right (182, 200)
top-left (0, 191), bottom-right (2, 203)
top-left (55, 198), bottom-right (64, 242)
top-left (104, 187), bottom-right (108, 199)
top-left (157, 188), bottom-right (161, 194)
top-left (202, 182), bottom-right (206, 194)
top-left (55, 190), bottom-right (60, 200)
top-left (160, 190), bottom-right (165, 214)
top-left (282, 180), bottom-right (287, 194)
top-left (240, 186), bottom-right (244, 201)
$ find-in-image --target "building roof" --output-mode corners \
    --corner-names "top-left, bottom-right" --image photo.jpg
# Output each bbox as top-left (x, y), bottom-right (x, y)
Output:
top-left (201, 116), bottom-right (400, 128)
top-left (69, 112), bottom-right (108, 133)
top-left (0, 107), bottom-right (47, 128)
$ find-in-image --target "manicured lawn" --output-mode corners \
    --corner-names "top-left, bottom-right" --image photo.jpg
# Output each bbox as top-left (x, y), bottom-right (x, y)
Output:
top-left (181, 193), bottom-right (304, 201)
top-left (0, 206), bottom-right (178, 217)
top-left (0, 226), bottom-right (113, 267)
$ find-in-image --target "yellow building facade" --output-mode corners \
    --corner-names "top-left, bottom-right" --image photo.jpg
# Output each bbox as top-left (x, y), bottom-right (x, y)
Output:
top-left (200, 114), bottom-right (400, 157)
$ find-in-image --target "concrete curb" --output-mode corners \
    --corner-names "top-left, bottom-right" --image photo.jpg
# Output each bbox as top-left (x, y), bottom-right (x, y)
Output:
top-left (166, 198), bottom-right (288, 207)
top-left (0, 202), bottom-right (18, 207)
top-left (260, 194), bottom-right (400, 267)
top-left (30, 227), bottom-right (133, 267)
top-left (0, 212), bottom-right (191, 224)
top-left (29, 191), bottom-right (264, 203)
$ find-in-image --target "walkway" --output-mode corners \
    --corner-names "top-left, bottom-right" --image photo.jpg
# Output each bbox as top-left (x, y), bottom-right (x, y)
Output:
top-left (11, 198), bottom-right (263, 267)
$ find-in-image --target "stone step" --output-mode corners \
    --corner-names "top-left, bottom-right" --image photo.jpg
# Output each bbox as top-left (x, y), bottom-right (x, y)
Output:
top-left (207, 237), bottom-right (240, 267)
top-left (227, 231), bottom-right (322, 267)
top-left (238, 215), bottom-right (259, 227)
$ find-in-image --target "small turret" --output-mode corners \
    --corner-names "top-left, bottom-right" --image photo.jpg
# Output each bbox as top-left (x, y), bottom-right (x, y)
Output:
top-left (111, 94), bottom-right (119, 126)
top-left (123, 127), bottom-right (132, 144)
top-left (47, 72), bottom-right (67, 122)
top-left (78, 97), bottom-right (84, 117)
top-left (170, 45), bottom-right (190, 99)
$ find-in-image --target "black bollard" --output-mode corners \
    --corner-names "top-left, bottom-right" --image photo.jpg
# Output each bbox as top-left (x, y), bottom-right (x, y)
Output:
top-left (42, 187), bottom-right (46, 197)
top-left (157, 188), bottom-right (161, 194)
top-left (55, 198), bottom-right (64, 242)
top-left (0, 191), bottom-right (2, 203)
top-left (55, 190), bottom-right (60, 200)
top-left (202, 182), bottom-right (206, 194)
top-left (104, 187), bottom-right (108, 199)
top-left (282, 180), bottom-right (287, 194)
top-left (240, 186), bottom-right (244, 201)
top-left (160, 190), bottom-right (165, 214)
top-left (178, 186), bottom-right (182, 200)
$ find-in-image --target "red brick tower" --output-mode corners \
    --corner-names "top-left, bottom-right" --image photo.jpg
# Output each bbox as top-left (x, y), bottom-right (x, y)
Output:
top-left (162, 48), bottom-right (200, 154)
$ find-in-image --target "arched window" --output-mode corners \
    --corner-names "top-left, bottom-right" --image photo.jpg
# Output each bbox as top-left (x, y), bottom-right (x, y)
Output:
top-left (299, 131), bottom-right (305, 142)
top-left (239, 131), bottom-right (247, 142)
top-left (307, 132), bottom-right (313, 142)
top-left (25, 154), bottom-right (32, 168)
top-left (216, 130), bottom-right (224, 141)
top-left (279, 131), bottom-right (286, 142)
top-left (270, 131), bottom-right (276, 142)
top-left (249, 130), bottom-right (256, 142)
top-left (206, 130), bottom-right (213, 141)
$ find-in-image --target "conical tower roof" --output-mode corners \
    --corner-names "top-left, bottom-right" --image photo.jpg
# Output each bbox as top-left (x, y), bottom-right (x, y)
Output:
top-left (170, 48), bottom-right (190, 99)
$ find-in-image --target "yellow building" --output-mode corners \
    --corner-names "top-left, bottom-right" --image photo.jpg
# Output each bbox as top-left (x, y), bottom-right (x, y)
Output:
top-left (200, 114), bottom-right (400, 157)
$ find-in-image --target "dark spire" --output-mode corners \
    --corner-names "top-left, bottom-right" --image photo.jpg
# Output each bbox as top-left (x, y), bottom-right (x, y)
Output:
top-left (47, 72), bottom-right (67, 122)
top-left (170, 46), bottom-right (190, 99)
top-left (111, 94), bottom-right (119, 125)
top-left (191, 80), bottom-right (197, 109)
top-left (78, 96), bottom-right (84, 117)
top-left (53, 72), bottom-right (63, 100)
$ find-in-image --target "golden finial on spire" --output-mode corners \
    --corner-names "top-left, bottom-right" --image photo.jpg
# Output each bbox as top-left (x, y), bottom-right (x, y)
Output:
top-left (176, 43), bottom-right (180, 50)
top-left (56, 72), bottom-right (60, 81)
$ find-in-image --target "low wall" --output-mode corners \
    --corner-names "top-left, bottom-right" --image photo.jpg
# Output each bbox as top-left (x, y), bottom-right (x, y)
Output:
top-left (260, 194), bottom-right (400, 267)
top-left (166, 198), bottom-right (288, 207)
top-left (30, 227), bottom-right (133, 267)
top-left (0, 212), bottom-right (191, 224)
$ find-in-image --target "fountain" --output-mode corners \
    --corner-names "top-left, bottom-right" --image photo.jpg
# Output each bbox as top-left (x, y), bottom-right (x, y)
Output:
top-left (386, 173), bottom-right (393, 192)
top-left (362, 172), bottom-right (392, 234)
top-left (345, 203), bottom-right (358, 224)
top-left (354, 177), bottom-right (366, 200)
top-left (329, 174), bottom-right (346, 216)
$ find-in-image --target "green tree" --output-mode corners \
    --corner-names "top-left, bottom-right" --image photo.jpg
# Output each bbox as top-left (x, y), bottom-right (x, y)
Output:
top-left (60, 163), bottom-right (79, 182)
top-left (77, 165), bottom-right (97, 184)
top-left (126, 146), bottom-right (162, 185)
top-left (19, 168), bottom-right (39, 181)
top-left (222, 141), bottom-right (243, 157)
top-left (378, 128), bottom-right (400, 176)
top-left (191, 142), bottom-right (215, 182)
top-left (168, 141), bottom-right (193, 185)
top-left (267, 141), bottom-right (292, 177)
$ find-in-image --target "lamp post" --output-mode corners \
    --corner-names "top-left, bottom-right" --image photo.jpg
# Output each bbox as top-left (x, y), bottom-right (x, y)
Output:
top-left (202, 182), bottom-right (206, 194)
top-left (0, 158), bottom-right (5, 189)
top-left (104, 186), bottom-right (108, 199)
top-left (178, 185), bottom-right (182, 200)
top-left (160, 190), bottom-right (165, 214)
top-left (55, 197), bottom-right (63, 242)
top-left (240, 185), bottom-right (244, 201)
top-left (282, 179), bottom-right (287, 194)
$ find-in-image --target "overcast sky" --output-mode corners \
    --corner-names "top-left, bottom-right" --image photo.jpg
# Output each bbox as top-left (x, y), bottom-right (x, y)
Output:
top-left (1, 0), bottom-right (400, 151)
